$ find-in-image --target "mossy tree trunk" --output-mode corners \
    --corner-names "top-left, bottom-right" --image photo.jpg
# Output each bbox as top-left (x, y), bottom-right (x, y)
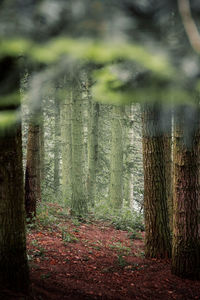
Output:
top-left (0, 56), bottom-right (29, 291)
top-left (109, 105), bottom-right (124, 209)
top-left (172, 105), bottom-right (200, 279)
top-left (142, 103), bottom-right (171, 258)
top-left (60, 84), bottom-right (72, 204)
top-left (87, 78), bottom-right (99, 207)
top-left (54, 97), bottom-right (61, 194)
top-left (39, 102), bottom-right (45, 184)
top-left (71, 73), bottom-right (87, 216)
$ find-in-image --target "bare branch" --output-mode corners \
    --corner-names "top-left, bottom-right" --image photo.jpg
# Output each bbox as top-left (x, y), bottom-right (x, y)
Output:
top-left (177, 0), bottom-right (200, 53)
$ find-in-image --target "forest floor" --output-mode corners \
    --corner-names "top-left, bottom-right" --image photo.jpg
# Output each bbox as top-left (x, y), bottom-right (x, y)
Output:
top-left (2, 203), bottom-right (200, 300)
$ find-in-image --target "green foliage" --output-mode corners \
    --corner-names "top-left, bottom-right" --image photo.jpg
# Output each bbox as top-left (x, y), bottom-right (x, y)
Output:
top-left (61, 228), bottom-right (79, 243)
top-left (117, 254), bottom-right (129, 268)
top-left (109, 242), bottom-right (131, 255)
top-left (94, 200), bottom-right (144, 232)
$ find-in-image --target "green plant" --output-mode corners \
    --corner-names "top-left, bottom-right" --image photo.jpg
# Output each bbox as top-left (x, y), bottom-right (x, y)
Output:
top-left (94, 200), bottom-right (144, 232)
top-left (128, 230), bottom-right (142, 240)
top-left (61, 230), bottom-right (79, 243)
top-left (117, 254), bottom-right (128, 268)
top-left (109, 242), bottom-right (131, 255)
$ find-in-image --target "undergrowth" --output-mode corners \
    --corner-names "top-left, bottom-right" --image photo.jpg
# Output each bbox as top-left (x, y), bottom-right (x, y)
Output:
top-left (29, 193), bottom-right (144, 235)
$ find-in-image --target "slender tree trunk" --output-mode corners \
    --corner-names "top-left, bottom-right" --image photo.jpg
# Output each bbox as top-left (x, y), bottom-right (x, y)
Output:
top-left (87, 86), bottom-right (99, 207)
top-left (142, 103), bottom-right (171, 258)
top-left (39, 103), bottom-right (45, 184)
top-left (172, 105), bottom-right (200, 279)
top-left (60, 84), bottom-right (72, 203)
top-left (54, 97), bottom-right (61, 194)
top-left (0, 56), bottom-right (29, 291)
top-left (71, 74), bottom-right (87, 216)
top-left (109, 105), bottom-right (124, 209)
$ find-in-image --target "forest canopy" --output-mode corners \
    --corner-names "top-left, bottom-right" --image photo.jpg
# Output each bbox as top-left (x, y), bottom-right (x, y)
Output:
top-left (1, 0), bottom-right (200, 130)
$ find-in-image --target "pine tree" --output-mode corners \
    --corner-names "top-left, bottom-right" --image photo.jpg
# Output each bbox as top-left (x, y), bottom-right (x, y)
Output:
top-left (142, 103), bottom-right (171, 258)
top-left (109, 105), bottom-right (124, 208)
top-left (0, 56), bottom-right (29, 291)
top-left (54, 96), bottom-right (61, 194)
top-left (71, 72), bottom-right (87, 216)
top-left (87, 77), bottom-right (99, 207)
top-left (172, 105), bottom-right (200, 279)
top-left (60, 80), bottom-right (72, 203)
top-left (25, 108), bottom-right (41, 220)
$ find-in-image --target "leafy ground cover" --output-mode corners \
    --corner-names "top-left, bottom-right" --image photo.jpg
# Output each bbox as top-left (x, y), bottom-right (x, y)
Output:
top-left (1, 203), bottom-right (200, 299)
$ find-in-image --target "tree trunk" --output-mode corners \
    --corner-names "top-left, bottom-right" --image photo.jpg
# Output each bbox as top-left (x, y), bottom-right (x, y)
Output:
top-left (71, 74), bottom-right (87, 216)
top-left (54, 97), bottom-right (61, 194)
top-left (0, 56), bottom-right (29, 291)
top-left (61, 86), bottom-right (72, 204)
top-left (25, 120), bottom-right (41, 220)
top-left (142, 103), bottom-right (171, 258)
top-left (172, 105), bottom-right (200, 279)
top-left (109, 105), bottom-right (124, 209)
top-left (87, 86), bottom-right (99, 207)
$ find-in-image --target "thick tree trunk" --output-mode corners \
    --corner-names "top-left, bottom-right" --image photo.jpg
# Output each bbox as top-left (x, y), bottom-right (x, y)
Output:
top-left (0, 56), bottom-right (29, 291)
top-left (172, 106), bottom-right (200, 279)
top-left (109, 105), bottom-right (124, 209)
top-left (163, 109), bottom-right (173, 231)
top-left (142, 103), bottom-right (171, 258)
top-left (25, 121), bottom-right (41, 220)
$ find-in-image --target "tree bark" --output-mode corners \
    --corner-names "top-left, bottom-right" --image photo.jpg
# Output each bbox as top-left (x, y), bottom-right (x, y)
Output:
top-left (71, 73), bottom-right (87, 216)
top-left (109, 105), bottom-right (124, 209)
top-left (87, 82), bottom-right (99, 207)
top-left (25, 120), bottom-right (41, 220)
top-left (142, 103), bottom-right (171, 258)
top-left (60, 85), bottom-right (72, 204)
top-left (0, 56), bottom-right (29, 291)
top-left (54, 97), bottom-right (61, 194)
top-left (172, 105), bottom-right (200, 279)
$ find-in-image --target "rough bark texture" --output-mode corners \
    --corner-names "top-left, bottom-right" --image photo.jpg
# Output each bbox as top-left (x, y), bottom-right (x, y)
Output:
top-left (0, 56), bottom-right (29, 291)
top-left (163, 107), bottom-right (173, 231)
top-left (172, 106), bottom-right (200, 279)
top-left (25, 122), bottom-right (41, 220)
top-left (142, 103), bottom-right (171, 258)
top-left (109, 105), bottom-right (124, 209)
top-left (71, 75), bottom-right (87, 216)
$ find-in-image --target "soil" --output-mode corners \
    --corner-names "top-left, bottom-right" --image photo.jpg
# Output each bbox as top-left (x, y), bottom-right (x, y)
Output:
top-left (1, 205), bottom-right (200, 299)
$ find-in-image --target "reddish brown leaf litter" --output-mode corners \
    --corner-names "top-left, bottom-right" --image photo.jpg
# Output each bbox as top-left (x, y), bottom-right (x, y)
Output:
top-left (1, 214), bottom-right (200, 299)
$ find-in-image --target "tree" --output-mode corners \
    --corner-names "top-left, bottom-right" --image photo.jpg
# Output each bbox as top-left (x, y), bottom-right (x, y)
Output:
top-left (172, 105), bottom-right (200, 279)
top-left (142, 103), bottom-right (171, 258)
top-left (54, 95), bottom-right (61, 194)
top-left (25, 107), bottom-right (41, 220)
top-left (71, 71), bottom-right (87, 216)
top-left (60, 79), bottom-right (72, 203)
top-left (0, 56), bottom-right (29, 291)
top-left (109, 105), bottom-right (124, 208)
top-left (87, 77), bottom-right (100, 207)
